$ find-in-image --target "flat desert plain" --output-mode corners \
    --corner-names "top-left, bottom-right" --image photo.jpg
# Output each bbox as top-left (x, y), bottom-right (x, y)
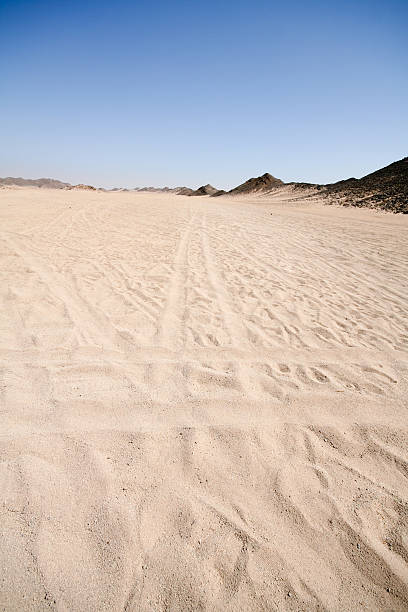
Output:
top-left (1, 187), bottom-right (408, 611)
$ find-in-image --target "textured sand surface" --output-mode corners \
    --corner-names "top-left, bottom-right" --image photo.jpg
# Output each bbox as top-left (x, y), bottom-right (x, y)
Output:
top-left (1, 188), bottom-right (408, 611)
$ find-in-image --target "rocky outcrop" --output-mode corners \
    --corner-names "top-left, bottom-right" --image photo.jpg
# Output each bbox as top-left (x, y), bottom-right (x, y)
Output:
top-left (227, 172), bottom-right (284, 195)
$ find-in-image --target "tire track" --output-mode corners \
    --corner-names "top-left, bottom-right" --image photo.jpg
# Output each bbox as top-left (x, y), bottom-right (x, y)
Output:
top-left (200, 213), bottom-right (248, 348)
top-left (156, 205), bottom-right (197, 349)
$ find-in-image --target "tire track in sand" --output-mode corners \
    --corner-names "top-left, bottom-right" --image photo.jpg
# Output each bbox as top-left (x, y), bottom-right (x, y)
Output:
top-left (200, 213), bottom-right (248, 348)
top-left (201, 213), bottom-right (267, 397)
top-left (157, 206), bottom-right (197, 350)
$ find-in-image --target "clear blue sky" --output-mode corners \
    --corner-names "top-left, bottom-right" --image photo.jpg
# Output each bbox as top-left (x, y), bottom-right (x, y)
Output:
top-left (1, 0), bottom-right (407, 189)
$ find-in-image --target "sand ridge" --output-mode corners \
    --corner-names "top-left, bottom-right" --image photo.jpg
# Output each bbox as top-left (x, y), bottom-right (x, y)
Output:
top-left (0, 188), bottom-right (408, 610)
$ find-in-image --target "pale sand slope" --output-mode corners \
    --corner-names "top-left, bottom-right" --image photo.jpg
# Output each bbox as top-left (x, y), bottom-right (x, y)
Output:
top-left (0, 188), bottom-right (408, 611)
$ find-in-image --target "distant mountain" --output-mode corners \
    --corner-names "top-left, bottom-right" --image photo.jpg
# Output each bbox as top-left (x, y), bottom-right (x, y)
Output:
top-left (227, 172), bottom-right (284, 196)
top-left (2, 156), bottom-right (406, 212)
top-left (134, 185), bottom-right (222, 196)
top-left (176, 187), bottom-right (195, 196)
top-left (214, 157), bottom-right (408, 212)
top-left (0, 177), bottom-right (101, 191)
top-left (67, 184), bottom-right (97, 191)
top-left (190, 184), bottom-right (219, 196)
top-left (135, 186), bottom-right (165, 192)
top-left (135, 186), bottom-right (187, 194)
top-left (0, 176), bottom-right (71, 189)
top-left (321, 157), bottom-right (408, 213)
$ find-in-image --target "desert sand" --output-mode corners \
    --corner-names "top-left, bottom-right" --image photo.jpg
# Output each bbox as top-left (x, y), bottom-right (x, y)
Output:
top-left (0, 187), bottom-right (408, 611)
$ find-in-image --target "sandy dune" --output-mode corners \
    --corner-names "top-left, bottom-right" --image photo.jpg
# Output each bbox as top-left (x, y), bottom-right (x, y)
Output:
top-left (1, 187), bottom-right (408, 611)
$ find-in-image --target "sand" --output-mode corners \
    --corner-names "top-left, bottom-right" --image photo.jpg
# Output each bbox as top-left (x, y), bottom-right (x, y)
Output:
top-left (0, 187), bottom-right (407, 611)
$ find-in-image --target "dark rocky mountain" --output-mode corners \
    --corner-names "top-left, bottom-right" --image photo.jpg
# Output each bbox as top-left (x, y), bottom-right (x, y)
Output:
top-left (289, 157), bottom-right (408, 213)
top-left (176, 187), bottom-right (195, 196)
top-left (321, 157), bottom-right (408, 213)
top-left (189, 184), bottom-right (219, 196)
top-left (217, 158), bottom-right (408, 212)
top-left (227, 172), bottom-right (284, 196)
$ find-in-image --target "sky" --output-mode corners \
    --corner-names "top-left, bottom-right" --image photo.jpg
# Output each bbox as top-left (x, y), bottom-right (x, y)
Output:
top-left (1, 0), bottom-right (407, 190)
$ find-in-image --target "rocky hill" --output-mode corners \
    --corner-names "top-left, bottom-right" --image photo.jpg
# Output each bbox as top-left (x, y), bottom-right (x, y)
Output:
top-left (189, 184), bottom-right (219, 196)
top-left (67, 184), bottom-right (97, 191)
top-left (220, 158), bottom-right (407, 212)
top-left (0, 176), bottom-right (71, 189)
top-left (228, 172), bottom-right (284, 195)
top-left (176, 187), bottom-right (195, 196)
top-left (321, 157), bottom-right (408, 213)
top-left (135, 186), bottom-right (188, 194)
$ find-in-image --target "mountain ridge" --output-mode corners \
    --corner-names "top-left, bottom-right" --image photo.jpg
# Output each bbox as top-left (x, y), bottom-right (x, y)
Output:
top-left (2, 156), bottom-right (406, 212)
